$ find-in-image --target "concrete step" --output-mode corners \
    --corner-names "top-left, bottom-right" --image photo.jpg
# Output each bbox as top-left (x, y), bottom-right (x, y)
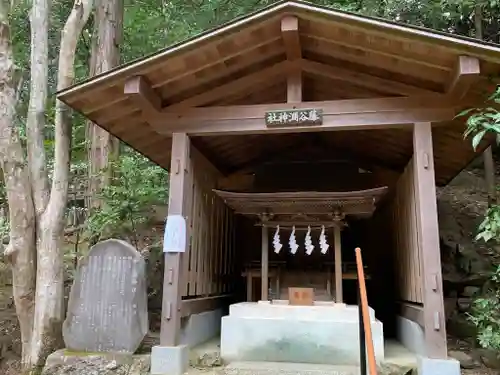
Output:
top-left (217, 361), bottom-right (360, 375)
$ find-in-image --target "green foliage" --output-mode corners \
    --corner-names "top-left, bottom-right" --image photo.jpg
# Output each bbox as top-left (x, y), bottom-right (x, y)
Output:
top-left (463, 85), bottom-right (500, 351)
top-left (462, 85), bottom-right (500, 244)
top-left (462, 86), bottom-right (500, 151)
top-left (468, 266), bottom-right (500, 350)
top-left (85, 153), bottom-right (168, 246)
top-left (476, 204), bottom-right (500, 242)
top-left (121, 0), bottom-right (380, 64)
top-left (0, 215), bottom-right (9, 243)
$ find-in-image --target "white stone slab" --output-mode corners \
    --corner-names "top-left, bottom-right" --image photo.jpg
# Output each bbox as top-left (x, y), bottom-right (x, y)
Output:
top-left (230, 302), bottom-right (376, 321)
top-left (221, 303), bottom-right (384, 366)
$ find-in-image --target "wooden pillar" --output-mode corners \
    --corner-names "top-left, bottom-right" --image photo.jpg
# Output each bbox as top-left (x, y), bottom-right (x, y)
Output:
top-left (334, 225), bottom-right (343, 303)
top-left (275, 269), bottom-right (281, 299)
top-left (246, 273), bottom-right (252, 302)
top-left (413, 122), bottom-right (447, 358)
top-left (160, 133), bottom-right (191, 346)
top-left (326, 268), bottom-right (332, 298)
top-left (261, 225), bottom-right (269, 301)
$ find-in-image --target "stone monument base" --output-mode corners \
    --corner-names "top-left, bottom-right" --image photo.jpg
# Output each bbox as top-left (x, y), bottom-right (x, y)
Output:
top-left (221, 301), bottom-right (384, 365)
top-left (150, 345), bottom-right (188, 375)
top-left (41, 349), bottom-right (150, 375)
top-left (417, 356), bottom-right (460, 375)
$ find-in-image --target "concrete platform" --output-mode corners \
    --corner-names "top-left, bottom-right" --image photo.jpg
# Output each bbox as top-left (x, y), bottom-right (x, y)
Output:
top-left (220, 361), bottom-right (360, 375)
top-left (233, 301), bottom-right (376, 320)
top-left (221, 302), bottom-right (384, 366)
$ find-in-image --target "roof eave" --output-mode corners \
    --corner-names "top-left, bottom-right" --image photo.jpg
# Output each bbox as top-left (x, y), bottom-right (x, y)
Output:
top-left (57, 0), bottom-right (500, 102)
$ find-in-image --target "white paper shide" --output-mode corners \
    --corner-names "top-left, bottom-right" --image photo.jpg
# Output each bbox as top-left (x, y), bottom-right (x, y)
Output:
top-left (163, 215), bottom-right (187, 253)
top-left (319, 225), bottom-right (330, 254)
top-left (273, 225), bottom-right (283, 253)
top-left (289, 226), bottom-right (299, 254)
top-left (305, 226), bottom-right (314, 255)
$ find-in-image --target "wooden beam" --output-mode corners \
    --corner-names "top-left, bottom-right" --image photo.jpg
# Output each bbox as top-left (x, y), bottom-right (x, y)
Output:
top-left (155, 109), bottom-right (455, 135)
top-left (287, 70), bottom-right (302, 103)
top-left (225, 134), bottom-right (404, 176)
top-left (231, 201), bottom-right (377, 216)
top-left (218, 81), bottom-right (286, 106)
top-left (110, 113), bottom-right (149, 135)
top-left (306, 75), bottom-right (387, 99)
top-left (303, 33), bottom-right (452, 72)
top-left (302, 35), bottom-right (446, 85)
top-left (92, 105), bottom-right (139, 125)
top-left (446, 55), bottom-right (481, 99)
top-left (301, 59), bottom-right (440, 96)
top-left (413, 122), bottom-right (447, 359)
top-left (124, 76), bottom-right (162, 113)
top-left (309, 133), bottom-right (404, 172)
top-left (226, 138), bottom-right (310, 174)
top-left (154, 37), bottom-right (283, 89)
top-left (82, 38), bottom-right (285, 115)
top-left (160, 95), bottom-right (454, 118)
top-left (152, 96), bottom-right (458, 136)
top-left (399, 302), bottom-right (424, 328)
top-left (85, 96), bottom-right (128, 116)
top-left (217, 172), bottom-right (255, 191)
top-left (165, 61), bottom-right (292, 111)
top-left (180, 295), bottom-right (233, 317)
top-left (190, 137), bottom-right (232, 175)
top-left (281, 16), bottom-right (301, 61)
top-left (166, 51), bottom-right (286, 106)
top-left (160, 133), bottom-right (191, 346)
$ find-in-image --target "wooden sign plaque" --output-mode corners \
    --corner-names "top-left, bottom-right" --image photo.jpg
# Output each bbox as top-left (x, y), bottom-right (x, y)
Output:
top-left (265, 108), bottom-right (323, 127)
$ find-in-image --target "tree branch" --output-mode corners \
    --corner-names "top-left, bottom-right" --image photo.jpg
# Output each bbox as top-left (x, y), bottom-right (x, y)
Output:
top-left (44, 0), bottom-right (93, 230)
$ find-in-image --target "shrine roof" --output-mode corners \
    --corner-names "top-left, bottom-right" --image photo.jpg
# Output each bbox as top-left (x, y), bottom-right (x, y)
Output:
top-left (212, 187), bottom-right (389, 220)
top-left (56, 0), bottom-right (500, 185)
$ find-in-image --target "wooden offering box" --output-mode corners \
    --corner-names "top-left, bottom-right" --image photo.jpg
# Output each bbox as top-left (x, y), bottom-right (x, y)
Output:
top-left (288, 287), bottom-right (314, 306)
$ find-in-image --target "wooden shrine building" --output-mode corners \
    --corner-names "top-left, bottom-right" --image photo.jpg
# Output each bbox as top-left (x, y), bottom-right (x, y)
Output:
top-left (57, 1), bottom-right (500, 374)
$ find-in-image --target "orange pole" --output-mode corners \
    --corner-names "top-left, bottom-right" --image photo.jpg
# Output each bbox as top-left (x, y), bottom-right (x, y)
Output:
top-left (355, 247), bottom-right (378, 375)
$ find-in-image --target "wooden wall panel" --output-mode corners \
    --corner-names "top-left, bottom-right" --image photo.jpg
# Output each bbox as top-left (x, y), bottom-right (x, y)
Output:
top-left (390, 156), bottom-right (423, 304)
top-left (182, 146), bottom-right (237, 298)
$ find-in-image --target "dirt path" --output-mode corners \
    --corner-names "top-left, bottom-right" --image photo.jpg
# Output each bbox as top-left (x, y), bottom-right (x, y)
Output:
top-left (0, 285), bottom-right (22, 375)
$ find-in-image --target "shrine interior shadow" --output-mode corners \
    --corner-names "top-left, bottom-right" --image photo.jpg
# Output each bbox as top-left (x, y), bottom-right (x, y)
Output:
top-left (233, 215), bottom-right (399, 339)
top-left (195, 130), bottom-right (415, 340)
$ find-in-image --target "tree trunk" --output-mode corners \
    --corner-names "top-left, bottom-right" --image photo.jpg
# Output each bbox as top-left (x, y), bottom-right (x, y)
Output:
top-left (26, 0), bottom-right (50, 217)
top-left (87, 0), bottom-right (123, 210)
top-left (84, 14), bottom-right (98, 211)
top-left (27, 0), bottom-right (93, 369)
top-left (0, 0), bottom-right (37, 366)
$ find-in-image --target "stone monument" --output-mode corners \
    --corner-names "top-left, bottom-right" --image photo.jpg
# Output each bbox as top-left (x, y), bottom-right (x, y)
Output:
top-left (63, 239), bottom-right (148, 353)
